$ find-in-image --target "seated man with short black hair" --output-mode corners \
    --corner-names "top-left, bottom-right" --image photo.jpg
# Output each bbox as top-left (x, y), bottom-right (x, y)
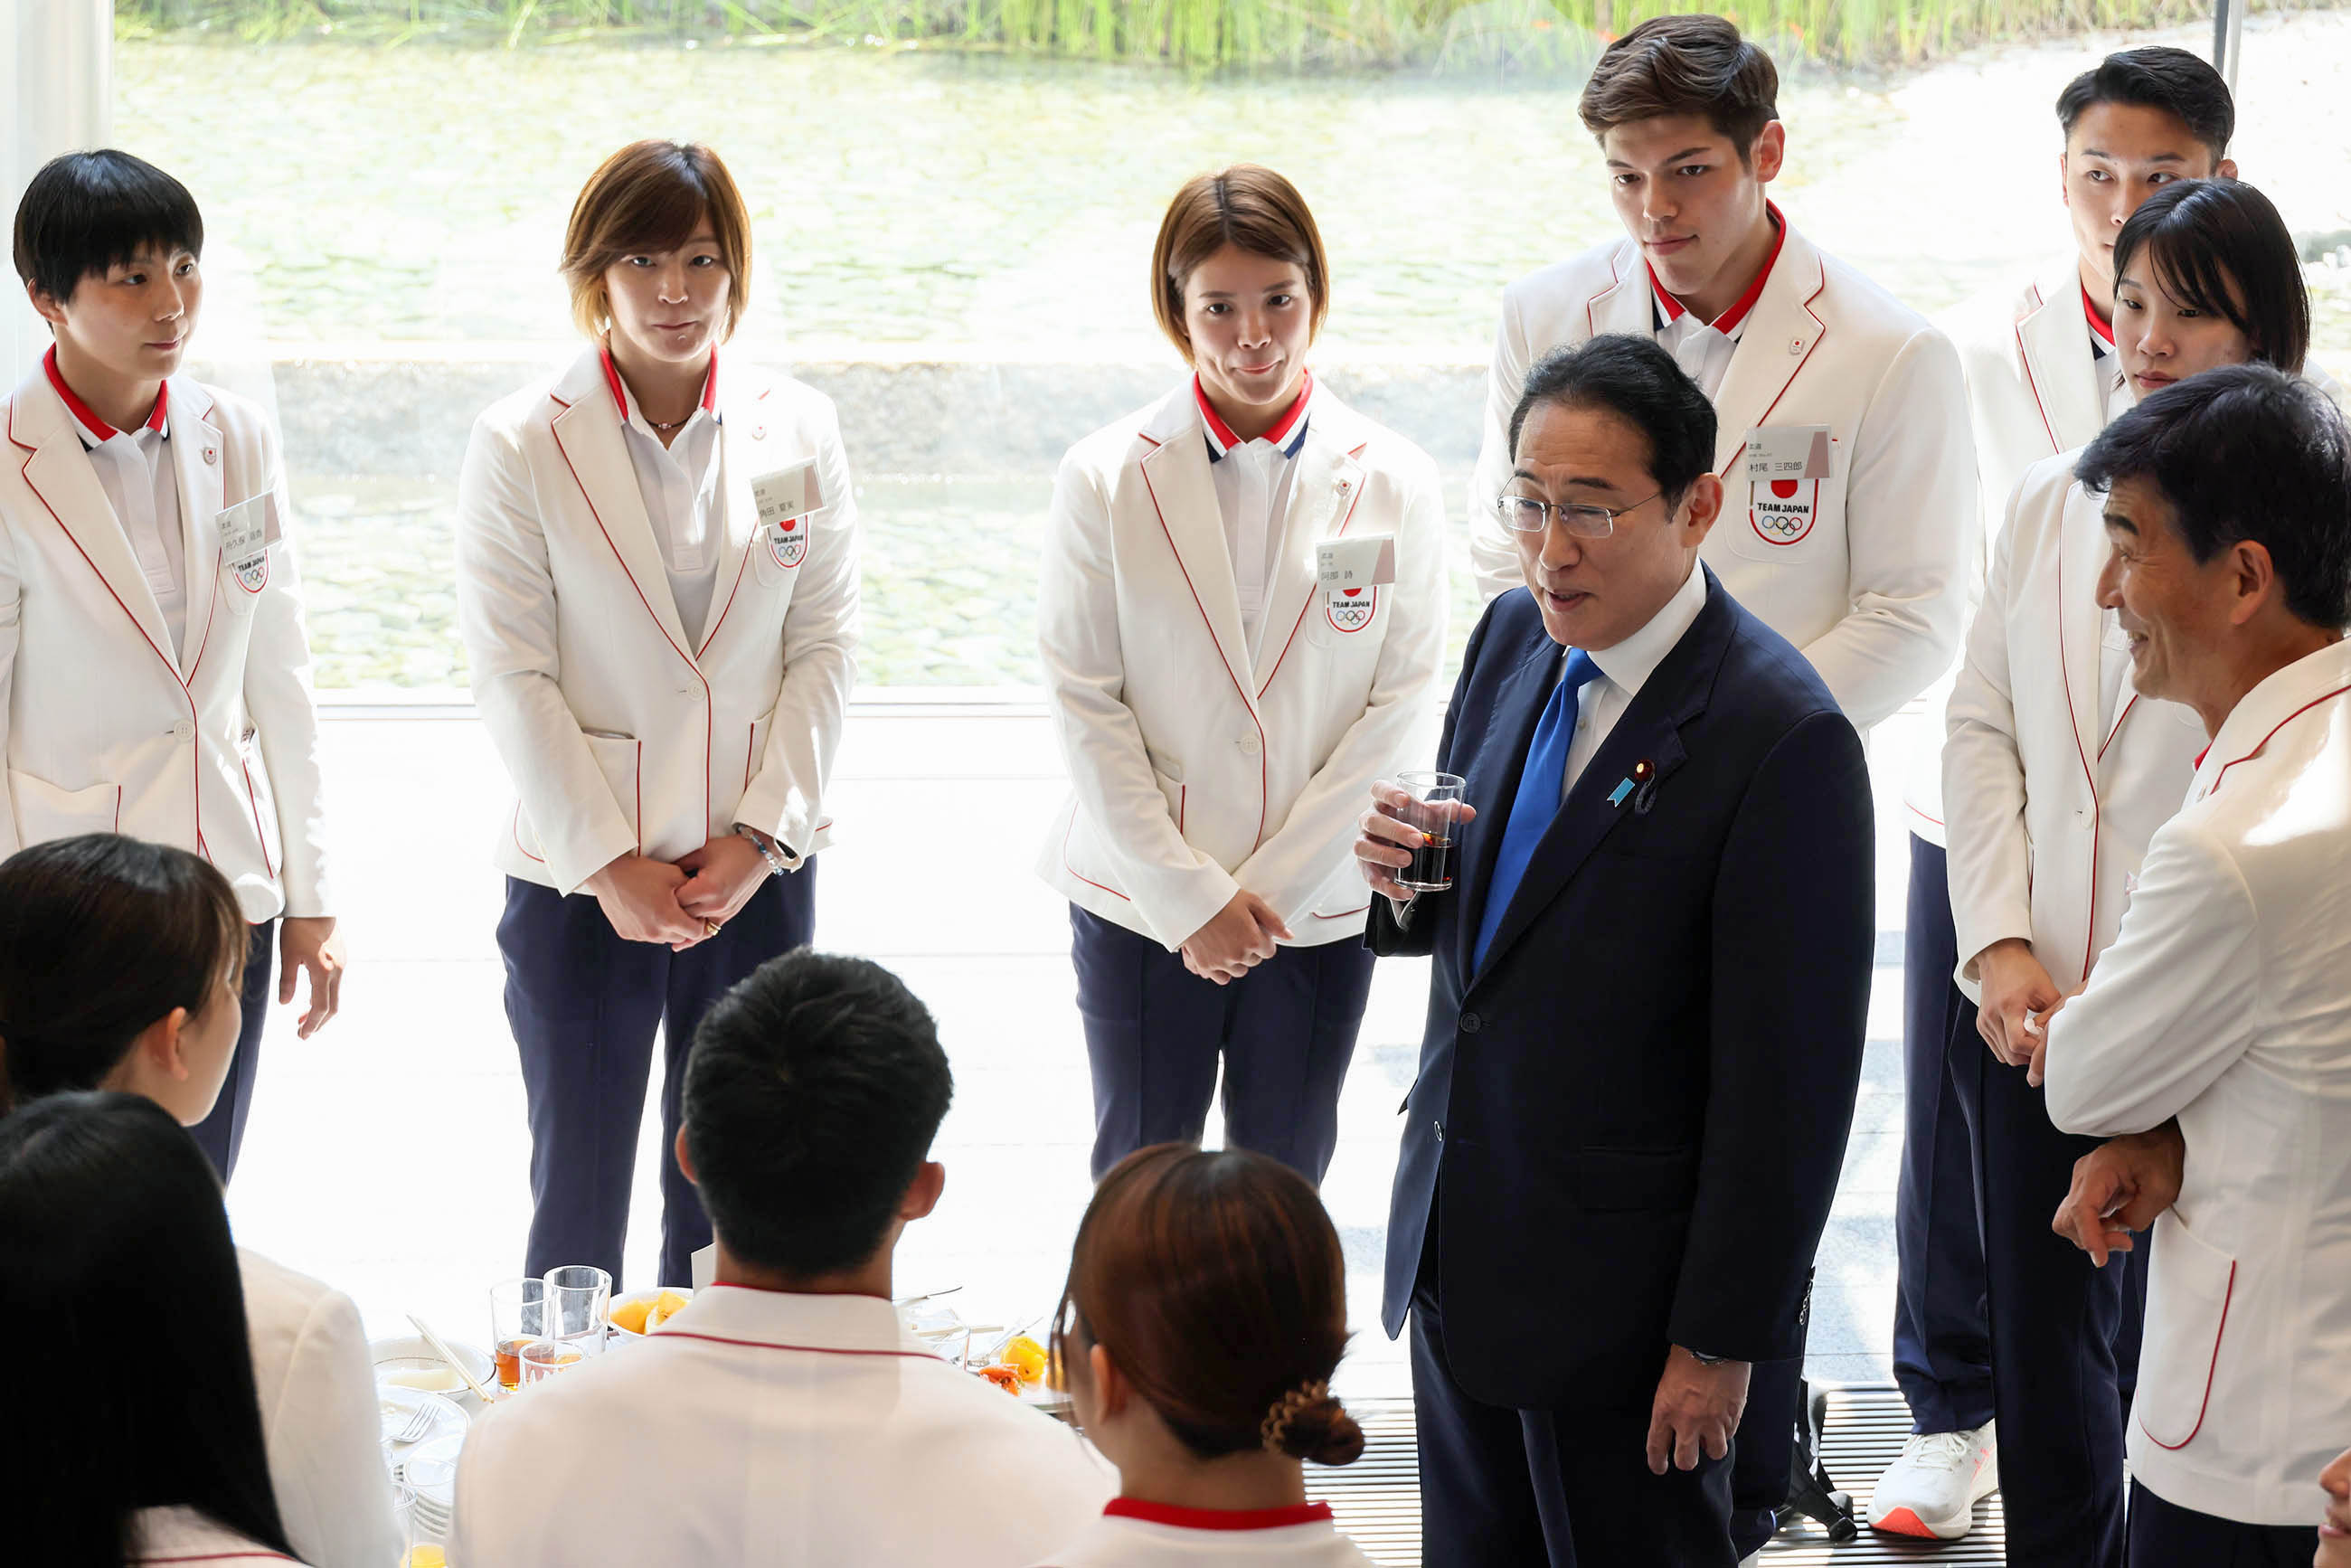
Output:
top-left (451, 949), bottom-right (1112, 1567)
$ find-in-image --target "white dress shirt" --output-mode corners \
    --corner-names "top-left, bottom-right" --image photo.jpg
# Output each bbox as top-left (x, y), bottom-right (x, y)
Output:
top-left (1648, 217), bottom-right (1784, 401)
top-left (1560, 557), bottom-right (1709, 802)
top-left (1036, 1500), bottom-right (1376, 1566)
top-left (49, 353), bottom-right (187, 657)
top-left (604, 350), bottom-right (725, 645)
top-left (1201, 373), bottom-right (1314, 658)
top-left (236, 1248), bottom-right (402, 1568)
top-left (452, 1282), bottom-right (1115, 1568)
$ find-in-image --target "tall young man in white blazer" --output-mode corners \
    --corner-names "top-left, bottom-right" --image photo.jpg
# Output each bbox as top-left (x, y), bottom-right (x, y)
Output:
top-left (2033, 364), bottom-right (2351, 1566)
top-left (1465, 19), bottom-right (1974, 1551)
top-left (1879, 47), bottom-right (2236, 1542)
top-left (459, 143), bottom-right (857, 1290)
top-left (1, 151), bottom-right (342, 1183)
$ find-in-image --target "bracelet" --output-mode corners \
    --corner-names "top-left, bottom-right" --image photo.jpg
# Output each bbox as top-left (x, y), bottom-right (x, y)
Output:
top-left (734, 823), bottom-right (790, 877)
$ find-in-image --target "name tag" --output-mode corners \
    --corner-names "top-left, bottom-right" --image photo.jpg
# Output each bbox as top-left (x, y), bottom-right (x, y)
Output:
top-left (751, 459), bottom-right (822, 530)
top-left (1316, 534), bottom-right (1396, 595)
top-left (1742, 425), bottom-right (1836, 482)
top-left (218, 494), bottom-right (279, 593)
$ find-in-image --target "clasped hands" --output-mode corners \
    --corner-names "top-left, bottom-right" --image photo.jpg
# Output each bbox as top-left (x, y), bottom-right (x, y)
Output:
top-left (584, 833), bottom-right (773, 950)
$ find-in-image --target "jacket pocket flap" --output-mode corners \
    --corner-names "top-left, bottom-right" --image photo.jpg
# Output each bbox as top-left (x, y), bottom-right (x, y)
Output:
top-left (2135, 1208), bottom-right (2237, 1451)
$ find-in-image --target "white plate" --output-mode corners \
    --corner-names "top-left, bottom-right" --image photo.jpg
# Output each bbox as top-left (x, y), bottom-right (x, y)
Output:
top-left (377, 1385), bottom-right (467, 1450)
top-left (370, 1334), bottom-right (496, 1404)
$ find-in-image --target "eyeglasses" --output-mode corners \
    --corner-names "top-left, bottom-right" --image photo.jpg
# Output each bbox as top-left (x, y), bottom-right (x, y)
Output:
top-left (1496, 489), bottom-right (1663, 539)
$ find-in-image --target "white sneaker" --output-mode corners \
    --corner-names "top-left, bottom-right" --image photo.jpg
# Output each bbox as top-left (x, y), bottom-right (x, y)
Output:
top-left (1867, 1421), bottom-right (1998, 1539)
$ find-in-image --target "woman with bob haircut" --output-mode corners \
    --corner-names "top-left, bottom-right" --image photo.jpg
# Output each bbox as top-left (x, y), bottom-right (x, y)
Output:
top-left (1941, 173), bottom-right (2337, 1563)
top-left (1036, 1143), bottom-right (1374, 1565)
top-left (1034, 165), bottom-right (1445, 1185)
top-left (0, 1091), bottom-right (309, 1565)
top-left (0, 834), bottom-right (401, 1568)
top-left (458, 138), bottom-right (859, 1290)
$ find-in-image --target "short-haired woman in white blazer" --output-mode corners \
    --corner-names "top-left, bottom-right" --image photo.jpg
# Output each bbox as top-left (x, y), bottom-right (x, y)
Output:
top-left (458, 141), bottom-right (858, 1289)
top-left (1035, 165), bottom-right (1446, 1184)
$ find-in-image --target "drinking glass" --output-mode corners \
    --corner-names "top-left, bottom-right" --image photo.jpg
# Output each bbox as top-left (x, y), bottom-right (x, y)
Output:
top-left (488, 1278), bottom-right (548, 1393)
top-left (1386, 770), bottom-right (1468, 893)
top-left (518, 1338), bottom-right (585, 1384)
top-left (543, 1264), bottom-right (612, 1359)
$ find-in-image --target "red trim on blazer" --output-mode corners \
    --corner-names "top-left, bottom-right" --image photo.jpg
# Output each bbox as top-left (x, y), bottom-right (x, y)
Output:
top-left (696, 538), bottom-right (758, 660)
top-left (1257, 459), bottom-right (1371, 700)
top-left (599, 346), bottom-right (718, 423)
top-left (2055, 530), bottom-right (2107, 984)
top-left (1062, 808), bottom-right (1132, 902)
top-left (1742, 263), bottom-right (1829, 434)
top-left (1176, 782), bottom-right (1186, 836)
top-left (240, 753), bottom-right (277, 881)
top-left (12, 401), bottom-right (211, 863)
top-left (1138, 458), bottom-right (1271, 851)
top-left (2082, 286), bottom-right (2115, 350)
top-left (2013, 285), bottom-right (2063, 455)
top-left (45, 345), bottom-right (167, 439)
top-left (2140, 1258), bottom-right (2236, 1451)
top-left (512, 801), bottom-right (547, 864)
top-left (1583, 248), bottom-right (1628, 340)
top-left (2208, 684), bottom-right (2351, 796)
top-left (2097, 693), bottom-right (2139, 762)
top-left (1648, 202), bottom-right (1787, 335)
top-left (548, 392), bottom-right (717, 853)
top-left (649, 1329), bottom-right (935, 1360)
top-left (1103, 1499), bottom-right (1335, 1531)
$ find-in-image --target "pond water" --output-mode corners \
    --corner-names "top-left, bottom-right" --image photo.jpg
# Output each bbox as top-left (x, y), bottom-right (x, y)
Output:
top-left (111, 14), bottom-right (2351, 689)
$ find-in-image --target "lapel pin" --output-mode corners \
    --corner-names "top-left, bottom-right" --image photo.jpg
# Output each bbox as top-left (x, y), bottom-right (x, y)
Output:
top-left (1632, 759), bottom-right (1654, 781)
top-left (1608, 778), bottom-right (1635, 808)
top-left (751, 425), bottom-right (766, 439)
top-left (202, 445), bottom-right (218, 466)
top-left (1789, 338), bottom-right (1805, 355)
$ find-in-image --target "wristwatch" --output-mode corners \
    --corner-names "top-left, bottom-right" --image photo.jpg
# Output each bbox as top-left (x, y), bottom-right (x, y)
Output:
top-left (1686, 1348), bottom-right (1734, 1366)
top-left (733, 823), bottom-right (792, 876)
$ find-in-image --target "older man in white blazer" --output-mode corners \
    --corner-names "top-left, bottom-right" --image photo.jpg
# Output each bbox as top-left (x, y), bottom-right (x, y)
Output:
top-left (2027, 365), bottom-right (2351, 1564)
top-left (1, 150), bottom-right (340, 1184)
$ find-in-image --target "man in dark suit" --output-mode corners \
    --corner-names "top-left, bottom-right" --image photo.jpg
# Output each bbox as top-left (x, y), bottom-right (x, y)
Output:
top-left (1355, 334), bottom-right (1874, 1564)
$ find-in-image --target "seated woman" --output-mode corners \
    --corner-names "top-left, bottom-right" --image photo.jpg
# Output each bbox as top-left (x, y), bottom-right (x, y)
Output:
top-left (0, 835), bottom-right (398, 1568)
top-left (1039, 1143), bottom-right (1374, 1565)
top-left (0, 1091), bottom-right (312, 1564)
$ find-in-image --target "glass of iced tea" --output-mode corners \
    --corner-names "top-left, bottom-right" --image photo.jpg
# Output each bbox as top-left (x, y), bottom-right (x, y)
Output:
top-left (1386, 771), bottom-right (1468, 893)
top-left (518, 1338), bottom-right (584, 1385)
top-left (489, 1278), bottom-right (549, 1393)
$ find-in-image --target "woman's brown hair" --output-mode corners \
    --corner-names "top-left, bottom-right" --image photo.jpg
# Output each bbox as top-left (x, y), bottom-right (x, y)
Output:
top-left (561, 140), bottom-right (753, 342)
top-left (1149, 165), bottom-right (1331, 364)
top-left (1578, 14), bottom-right (1780, 155)
top-left (1054, 1144), bottom-right (1364, 1467)
top-left (0, 835), bottom-right (247, 1112)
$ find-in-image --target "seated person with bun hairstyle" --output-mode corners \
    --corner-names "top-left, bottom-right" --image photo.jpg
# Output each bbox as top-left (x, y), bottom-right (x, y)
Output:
top-left (1040, 1143), bottom-right (1374, 1566)
top-left (0, 834), bottom-right (397, 1568)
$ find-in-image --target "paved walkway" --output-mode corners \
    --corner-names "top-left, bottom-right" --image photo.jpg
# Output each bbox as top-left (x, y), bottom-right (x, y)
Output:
top-left (224, 696), bottom-right (1930, 1402)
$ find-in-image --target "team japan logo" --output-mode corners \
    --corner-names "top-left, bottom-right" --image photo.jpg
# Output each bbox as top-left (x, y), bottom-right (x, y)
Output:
top-left (1326, 586), bottom-right (1375, 633)
top-left (231, 552), bottom-right (269, 593)
top-left (768, 515), bottom-right (807, 569)
top-left (1750, 479), bottom-right (1818, 546)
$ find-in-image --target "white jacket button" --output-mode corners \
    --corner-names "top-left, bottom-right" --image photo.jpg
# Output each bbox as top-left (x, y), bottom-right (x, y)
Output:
top-left (1237, 733), bottom-right (1261, 755)
top-left (171, 719), bottom-right (196, 743)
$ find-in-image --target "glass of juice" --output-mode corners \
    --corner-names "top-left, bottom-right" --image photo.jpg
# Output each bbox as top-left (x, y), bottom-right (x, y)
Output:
top-left (489, 1277), bottom-right (549, 1393)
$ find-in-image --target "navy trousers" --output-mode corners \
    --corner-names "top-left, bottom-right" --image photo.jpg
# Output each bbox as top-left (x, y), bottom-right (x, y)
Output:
top-left (1411, 1211), bottom-right (1737, 1567)
top-left (1893, 837), bottom-right (1997, 1434)
top-left (189, 921), bottom-right (277, 1185)
top-left (1970, 972), bottom-right (2145, 1567)
top-left (1068, 904), bottom-right (1374, 1184)
top-left (2126, 1481), bottom-right (2316, 1567)
top-left (500, 867), bottom-right (815, 1290)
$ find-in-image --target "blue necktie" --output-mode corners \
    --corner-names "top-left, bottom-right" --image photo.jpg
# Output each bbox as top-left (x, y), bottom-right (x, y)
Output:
top-left (1471, 647), bottom-right (1601, 974)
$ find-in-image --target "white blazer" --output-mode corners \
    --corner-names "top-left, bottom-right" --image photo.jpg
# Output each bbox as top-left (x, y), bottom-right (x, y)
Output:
top-left (1466, 223), bottom-right (1977, 730)
top-left (238, 1248), bottom-right (402, 1568)
top-left (458, 348), bottom-right (860, 895)
top-left (1034, 380), bottom-right (1447, 951)
top-left (2044, 638), bottom-right (2351, 1525)
top-left (450, 1284), bottom-right (1114, 1568)
top-left (1037, 1502), bottom-right (1376, 1565)
top-left (1906, 251), bottom-right (2116, 845)
top-left (133, 1506), bottom-right (313, 1566)
top-left (0, 368), bottom-right (331, 921)
top-left (1940, 453), bottom-right (2205, 995)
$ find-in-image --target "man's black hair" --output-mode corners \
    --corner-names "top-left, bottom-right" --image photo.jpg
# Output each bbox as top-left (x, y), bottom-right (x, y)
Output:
top-left (1508, 333), bottom-right (1717, 505)
top-left (2076, 363), bottom-right (2351, 629)
top-left (683, 949), bottom-right (953, 1278)
top-left (2056, 46), bottom-right (2233, 162)
top-left (12, 149), bottom-right (203, 305)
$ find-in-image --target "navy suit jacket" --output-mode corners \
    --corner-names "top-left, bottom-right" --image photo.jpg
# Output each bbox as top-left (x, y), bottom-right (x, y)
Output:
top-left (1374, 567), bottom-right (1874, 1413)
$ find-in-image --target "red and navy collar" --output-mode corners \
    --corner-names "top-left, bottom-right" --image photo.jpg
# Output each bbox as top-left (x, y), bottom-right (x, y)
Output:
top-left (1648, 202), bottom-right (1787, 337)
top-left (1106, 1498), bottom-right (1334, 1532)
top-left (2082, 286), bottom-right (2116, 354)
top-left (600, 345), bottom-right (719, 428)
top-left (1196, 370), bottom-right (1313, 464)
top-left (44, 345), bottom-right (167, 443)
